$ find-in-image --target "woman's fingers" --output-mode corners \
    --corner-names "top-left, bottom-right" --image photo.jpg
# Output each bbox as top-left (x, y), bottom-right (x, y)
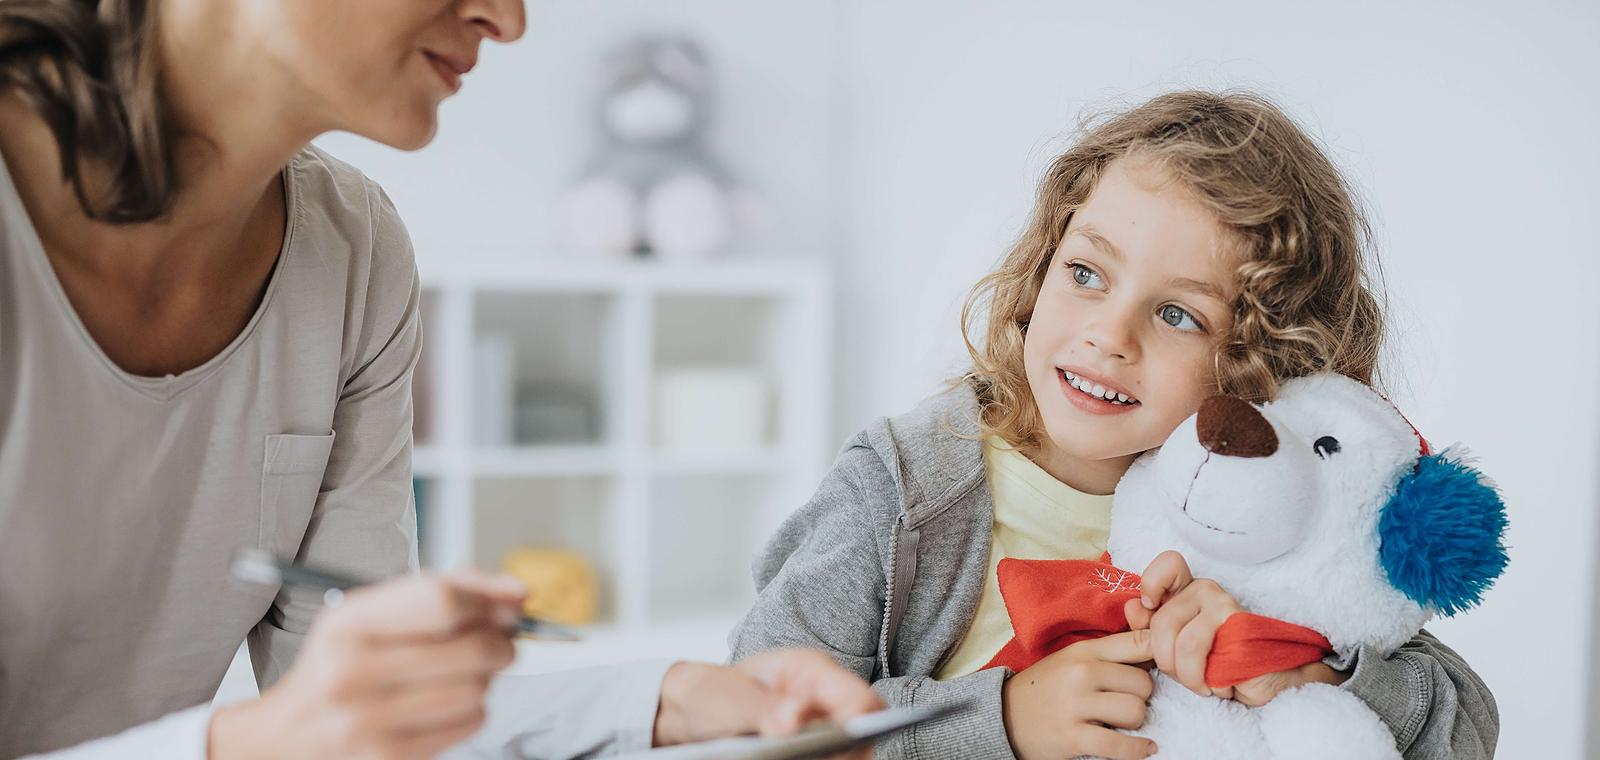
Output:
top-left (359, 624), bottom-right (517, 690)
top-left (1138, 550), bottom-right (1192, 610)
top-left (385, 704), bottom-right (492, 760)
top-left (443, 568), bottom-right (530, 610)
top-left (330, 575), bottom-right (493, 639)
top-left (375, 675), bottom-right (493, 733)
top-left (331, 572), bottom-right (525, 641)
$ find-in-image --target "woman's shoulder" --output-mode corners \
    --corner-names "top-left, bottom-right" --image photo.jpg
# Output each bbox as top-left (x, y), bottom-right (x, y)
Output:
top-left (282, 145), bottom-right (419, 373)
top-left (289, 144), bottom-right (413, 260)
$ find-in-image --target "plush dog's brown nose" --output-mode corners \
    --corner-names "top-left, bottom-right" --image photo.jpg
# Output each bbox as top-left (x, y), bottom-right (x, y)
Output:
top-left (1196, 395), bottom-right (1278, 458)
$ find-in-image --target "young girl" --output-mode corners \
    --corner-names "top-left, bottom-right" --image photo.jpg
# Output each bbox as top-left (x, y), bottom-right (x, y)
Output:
top-left (729, 90), bottom-right (1496, 760)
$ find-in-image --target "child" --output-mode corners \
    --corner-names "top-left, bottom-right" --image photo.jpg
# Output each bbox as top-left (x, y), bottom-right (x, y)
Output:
top-left (729, 90), bottom-right (1496, 760)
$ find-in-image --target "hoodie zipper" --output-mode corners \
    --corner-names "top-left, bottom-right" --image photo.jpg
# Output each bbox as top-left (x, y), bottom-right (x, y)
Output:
top-left (878, 512), bottom-right (922, 678)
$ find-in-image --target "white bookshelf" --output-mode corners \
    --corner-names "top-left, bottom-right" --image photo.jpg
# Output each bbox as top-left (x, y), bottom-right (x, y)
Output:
top-left (410, 256), bottom-right (833, 670)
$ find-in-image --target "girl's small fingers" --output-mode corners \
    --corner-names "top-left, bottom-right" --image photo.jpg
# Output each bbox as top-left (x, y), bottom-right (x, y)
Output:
top-left (1123, 598), bottom-right (1153, 630)
top-left (1076, 725), bottom-right (1157, 760)
top-left (1085, 692), bottom-right (1150, 731)
top-left (1093, 661), bottom-right (1156, 702)
top-left (1074, 629), bottom-right (1154, 666)
top-left (1173, 616), bottom-right (1221, 696)
top-left (1139, 550), bottom-right (1192, 610)
top-left (1148, 595), bottom-right (1201, 675)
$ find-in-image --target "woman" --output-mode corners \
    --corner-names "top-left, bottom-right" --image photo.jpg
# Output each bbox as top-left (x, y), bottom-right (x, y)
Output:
top-left (0, 1), bottom-right (880, 758)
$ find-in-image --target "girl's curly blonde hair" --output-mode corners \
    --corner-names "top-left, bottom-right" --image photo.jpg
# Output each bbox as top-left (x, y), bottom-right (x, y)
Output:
top-left (962, 89), bottom-right (1387, 452)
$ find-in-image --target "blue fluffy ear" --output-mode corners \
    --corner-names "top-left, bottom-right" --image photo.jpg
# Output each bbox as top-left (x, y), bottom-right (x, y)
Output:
top-left (1378, 450), bottom-right (1509, 616)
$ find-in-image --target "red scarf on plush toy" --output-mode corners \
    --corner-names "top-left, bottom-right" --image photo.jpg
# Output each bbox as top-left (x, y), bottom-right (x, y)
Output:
top-left (981, 555), bottom-right (1333, 688)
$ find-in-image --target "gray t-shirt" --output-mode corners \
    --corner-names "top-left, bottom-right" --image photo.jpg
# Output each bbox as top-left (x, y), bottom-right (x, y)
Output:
top-left (0, 145), bottom-right (421, 758)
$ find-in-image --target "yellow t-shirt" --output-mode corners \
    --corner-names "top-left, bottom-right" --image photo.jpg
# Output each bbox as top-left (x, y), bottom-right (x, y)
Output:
top-left (934, 437), bottom-right (1114, 680)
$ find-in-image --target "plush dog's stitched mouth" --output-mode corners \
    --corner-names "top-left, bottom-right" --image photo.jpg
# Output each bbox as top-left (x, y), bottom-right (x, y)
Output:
top-left (1179, 453), bottom-right (1247, 536)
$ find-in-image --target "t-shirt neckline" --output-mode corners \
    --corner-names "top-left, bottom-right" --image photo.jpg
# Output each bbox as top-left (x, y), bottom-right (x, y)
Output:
top-left (0, 149), bottom-right (302, 402)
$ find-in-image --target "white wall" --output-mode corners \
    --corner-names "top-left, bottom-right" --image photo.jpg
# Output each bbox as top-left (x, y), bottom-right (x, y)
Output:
top-left (317, 1), bottom-right (841, 266)
top-left (317, 1), bottom-right (1600, 756)
top-left (834, 2), bottom-right (1600, 758)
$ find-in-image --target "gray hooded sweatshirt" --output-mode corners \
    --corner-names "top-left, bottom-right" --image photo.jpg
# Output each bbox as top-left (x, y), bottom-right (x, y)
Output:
top-left (729, 385), bottom-right (1497, 760)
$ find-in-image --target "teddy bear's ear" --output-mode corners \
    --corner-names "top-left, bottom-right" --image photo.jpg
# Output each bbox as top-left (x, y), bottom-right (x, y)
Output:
top-left (1378, 447), bottom-right (1509, 616)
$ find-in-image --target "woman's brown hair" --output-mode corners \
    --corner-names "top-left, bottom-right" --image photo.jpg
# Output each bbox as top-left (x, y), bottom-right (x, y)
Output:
top-left (961, 89), bottom-right (1387, 452)
top-left (0, 0), bottom-right (174, 222)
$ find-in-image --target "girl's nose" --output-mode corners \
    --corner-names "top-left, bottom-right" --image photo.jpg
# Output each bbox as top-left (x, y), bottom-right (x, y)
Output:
top-left (1196, 396), bottom-right (1278, 458)
top-left (1081, 320), bottom-right (1138, 362)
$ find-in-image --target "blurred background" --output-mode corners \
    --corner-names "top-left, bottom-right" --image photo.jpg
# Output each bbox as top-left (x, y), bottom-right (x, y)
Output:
top-left (221, 1), bottom-right (1599, 757)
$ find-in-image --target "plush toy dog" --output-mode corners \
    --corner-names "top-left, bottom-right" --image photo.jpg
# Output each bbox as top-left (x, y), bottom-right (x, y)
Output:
top-left (985, 373), bottom-right (1508, 759)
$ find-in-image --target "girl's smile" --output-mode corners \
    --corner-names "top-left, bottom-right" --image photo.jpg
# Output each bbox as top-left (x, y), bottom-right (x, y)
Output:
top-left (1058, 367), bottom-right (1142, 415)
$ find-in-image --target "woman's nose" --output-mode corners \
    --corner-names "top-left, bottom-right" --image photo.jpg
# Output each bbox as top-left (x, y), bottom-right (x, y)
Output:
top-left (460, 0), bottom-right (527, 43)
top-left (1196, 395), bottom-right (1278, 458)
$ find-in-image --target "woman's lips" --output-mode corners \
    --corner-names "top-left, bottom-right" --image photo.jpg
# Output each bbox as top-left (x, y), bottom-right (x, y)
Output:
top-left (424, 52), bottom-right (464, 93)
top-left (1058, 369), bottom-right (1140, 416)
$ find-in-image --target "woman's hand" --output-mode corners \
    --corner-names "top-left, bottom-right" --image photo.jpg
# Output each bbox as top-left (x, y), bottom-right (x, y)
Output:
top-left (654, 649), bottom-right (885, 758)
top-left (1001, 629), bottom-right (1158, 760)
top-left (209, 569), bottom-right (526, 760)
top-left (1124, 551), bottom-right (1348, 704)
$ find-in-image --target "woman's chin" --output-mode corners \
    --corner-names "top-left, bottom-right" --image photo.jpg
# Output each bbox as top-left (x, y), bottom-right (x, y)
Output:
top-left (354, 109), bottom-right (439, 152)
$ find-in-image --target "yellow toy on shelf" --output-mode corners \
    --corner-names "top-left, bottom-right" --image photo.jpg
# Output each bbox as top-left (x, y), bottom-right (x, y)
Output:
top-left (502, 548), bottom-right (600, 626)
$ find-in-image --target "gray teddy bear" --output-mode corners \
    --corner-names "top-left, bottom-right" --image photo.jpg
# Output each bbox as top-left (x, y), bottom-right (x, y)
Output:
top-left (558, 37), bottom-right (737, 261)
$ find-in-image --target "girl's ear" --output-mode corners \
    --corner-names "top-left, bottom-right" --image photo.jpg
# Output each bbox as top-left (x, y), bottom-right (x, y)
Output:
top-left (1378, 447), bottom-right (1509, 616)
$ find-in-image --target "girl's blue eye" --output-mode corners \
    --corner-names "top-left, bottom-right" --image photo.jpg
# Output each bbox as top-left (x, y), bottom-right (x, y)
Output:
top-left (1069, 263), bottom-right (1104, 290)
top-left (1160, 304), bottom-right (1202, 332)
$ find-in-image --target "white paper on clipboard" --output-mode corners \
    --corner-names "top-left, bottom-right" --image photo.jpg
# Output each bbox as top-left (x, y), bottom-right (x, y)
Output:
top-left (608, 701), bottom-right (971, 760)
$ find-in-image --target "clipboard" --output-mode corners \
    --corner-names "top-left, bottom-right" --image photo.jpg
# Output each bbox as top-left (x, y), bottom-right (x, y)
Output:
top-left (610, 700), bottom-right (973, 760)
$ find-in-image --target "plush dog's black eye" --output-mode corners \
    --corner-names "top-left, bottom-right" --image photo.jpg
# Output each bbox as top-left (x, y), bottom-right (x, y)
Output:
top-left (1314, 436), bottom-right (1341, 459)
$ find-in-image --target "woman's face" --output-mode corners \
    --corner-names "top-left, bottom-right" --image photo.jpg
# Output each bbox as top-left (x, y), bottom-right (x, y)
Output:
top-left (258, 0), bottom-right (526, 149)
top-left (1023, 156), bottom-right (1240, 466)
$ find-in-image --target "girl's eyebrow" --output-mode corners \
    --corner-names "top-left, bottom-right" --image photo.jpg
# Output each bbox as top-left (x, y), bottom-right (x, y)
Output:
top-left (1072, 226), bottom-right (1230, 303)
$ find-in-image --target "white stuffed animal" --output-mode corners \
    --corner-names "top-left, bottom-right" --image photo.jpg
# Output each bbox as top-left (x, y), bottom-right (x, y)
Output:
top-left (1101, 372), bottom-right (1508, 760)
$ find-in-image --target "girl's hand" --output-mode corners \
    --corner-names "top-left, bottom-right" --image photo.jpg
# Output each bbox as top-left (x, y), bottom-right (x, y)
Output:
top-left (1123, 550), bottom-right (1243, 698)
top-left (209, 569), bottom-right (526, 760)
top-left (1228, 661), bottom-right (1350, 707)
top-left (1123, 551), bottom-right (1350, 705)
top-left (1001, 629), bottom-right (1159, 760)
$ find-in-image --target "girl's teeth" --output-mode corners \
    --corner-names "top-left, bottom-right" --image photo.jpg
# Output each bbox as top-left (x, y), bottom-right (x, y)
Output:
top-left (1062, 370), bottom-right (1138, 405)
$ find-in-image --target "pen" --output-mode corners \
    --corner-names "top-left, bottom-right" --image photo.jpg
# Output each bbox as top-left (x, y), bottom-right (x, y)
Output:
top-left (229, 547), bottom-right (581, 641)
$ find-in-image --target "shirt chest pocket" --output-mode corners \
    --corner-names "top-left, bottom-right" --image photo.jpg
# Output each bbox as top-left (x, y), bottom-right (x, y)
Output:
top-left (260, 432), bottom-right (336, 554)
